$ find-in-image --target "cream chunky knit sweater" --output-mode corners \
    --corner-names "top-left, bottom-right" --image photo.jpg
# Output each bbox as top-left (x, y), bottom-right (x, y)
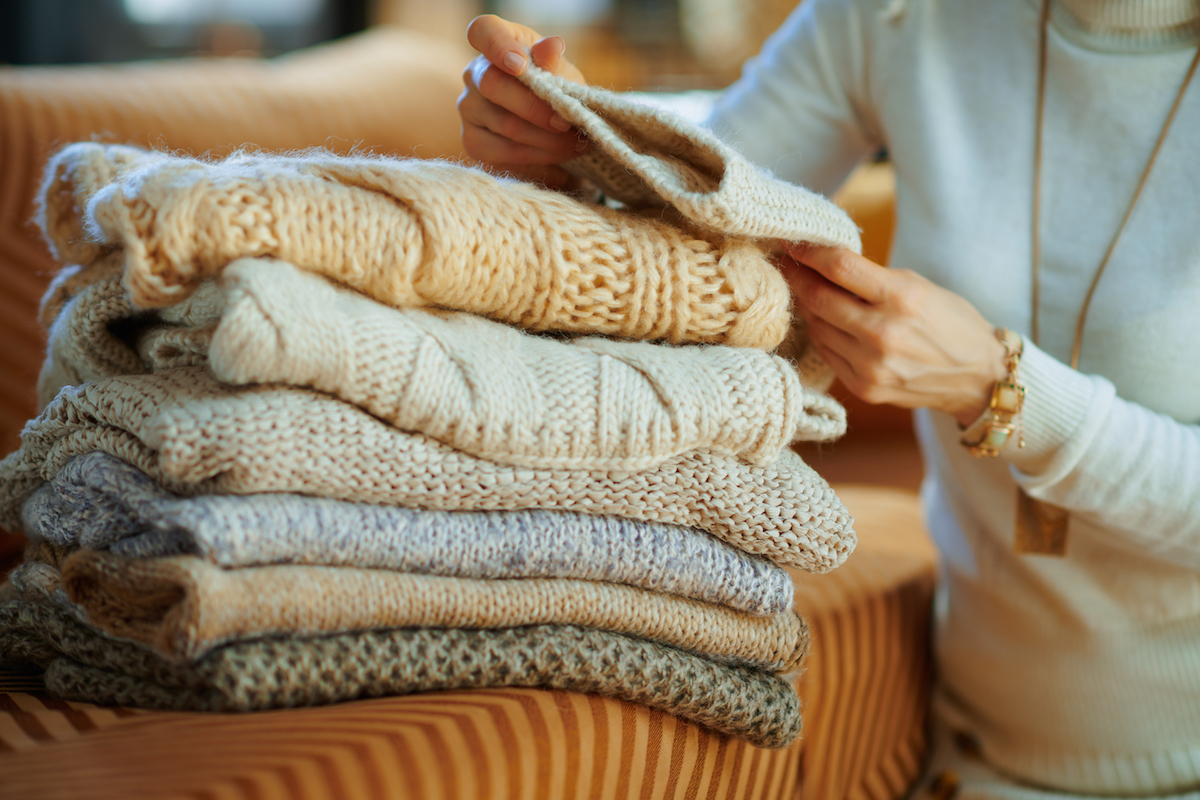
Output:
top-left (36, 60), bottom-right (863, 352)
top-left (40, 143), bottom-right (798, 348)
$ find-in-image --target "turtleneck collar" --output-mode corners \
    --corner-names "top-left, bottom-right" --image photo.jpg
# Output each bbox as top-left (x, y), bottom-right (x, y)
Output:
top-left (1050, 0), bottom-right (1200, 52)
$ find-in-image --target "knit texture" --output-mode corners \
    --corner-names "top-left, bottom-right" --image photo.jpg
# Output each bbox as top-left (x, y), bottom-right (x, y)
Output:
top-left (1054, 0), bottom-right (1200, 51)
top-left (135, 325), bottom-right (213, 374)
top-left (0, 368), bottom-right (856, 571)
top-left (36, 258), bottom-right (846, 466)
top-left (36, 257), bottom-right (222, 409)
top-left (56, 552), bottom-right (809, 668)
top-left (0, 599), bottom-right (803, 748)
top-left (518, 64), bottom-right (862, 251)
top-left (37, 253), bottom-right (142, 409)
top-left (39, 142), bottom-right (795, 350)
top-left (22, 452), bottom-right (796, 616)
top-left (210, 259), bottom-right (845, 462)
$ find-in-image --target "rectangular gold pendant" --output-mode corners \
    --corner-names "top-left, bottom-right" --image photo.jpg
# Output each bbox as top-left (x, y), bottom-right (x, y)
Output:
top-left (1015, 488), bottom-right (1069, 556)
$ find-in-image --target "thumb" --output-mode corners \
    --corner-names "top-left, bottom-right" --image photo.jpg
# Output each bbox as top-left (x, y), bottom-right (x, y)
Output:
top-left (530, 36), bottom-right (566, 73)
top-left (529, 36), bottom-right (585, 84)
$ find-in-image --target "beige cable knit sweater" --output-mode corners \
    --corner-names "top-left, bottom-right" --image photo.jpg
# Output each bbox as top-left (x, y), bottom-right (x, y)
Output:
top-left (54, 552), bottom-right (809, 669)
top-left (0, 368), bottom-right (855, 572)
top-left (37, 254), bottom-right (225, 408)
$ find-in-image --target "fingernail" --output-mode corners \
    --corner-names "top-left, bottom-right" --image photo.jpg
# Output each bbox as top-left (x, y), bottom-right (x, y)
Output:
top-left (503, 52), bottom-right (527, 74)
top-left (549, 114), bottom-right (572, 132)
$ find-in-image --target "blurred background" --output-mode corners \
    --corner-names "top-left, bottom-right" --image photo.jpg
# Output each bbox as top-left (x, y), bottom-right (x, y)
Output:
top-left (0, 0), bottom-right (804, 90)
top-left (0, 0), bottom-right (907, 491)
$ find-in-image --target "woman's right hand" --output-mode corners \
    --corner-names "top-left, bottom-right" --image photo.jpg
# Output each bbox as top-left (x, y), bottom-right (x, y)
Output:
top-left (458, 14), bottom-right (589, 186)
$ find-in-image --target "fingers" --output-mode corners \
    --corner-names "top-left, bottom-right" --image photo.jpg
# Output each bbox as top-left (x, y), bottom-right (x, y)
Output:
top-left (466, 15), bottom-right (539, 75)
top-left (807, 334), bottom-right (863, 394)
top-left (784, 244), bottom-right (889, 304)
top-left (459, 69), bottom-right (586, 163)
top-left (530, 36), bottom-right (568, 77)
top-left (465, 55), bottom-right (575, 134)
top-left (781, 257), bottom-right (874, 338)
top-left (461, 15), bottom-right (590, 170)
top-left (804, 312), bottom-right (863, 371)
top-left (461, 114), bottom-right (585, 165)
top-left (787, 266), bottom-right (868, 376)
top-left (465, 15), bottom-right (585, 131)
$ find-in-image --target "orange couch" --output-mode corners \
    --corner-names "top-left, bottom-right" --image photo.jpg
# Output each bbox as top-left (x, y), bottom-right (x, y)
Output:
top-left (0, 28), bottom-right (934, 800)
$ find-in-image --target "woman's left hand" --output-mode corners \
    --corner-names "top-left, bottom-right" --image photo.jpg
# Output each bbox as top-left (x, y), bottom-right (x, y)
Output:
top-left (779, 244), bottom-right (1007, 427)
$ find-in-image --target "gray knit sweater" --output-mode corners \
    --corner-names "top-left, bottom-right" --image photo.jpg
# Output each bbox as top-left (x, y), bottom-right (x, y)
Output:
top-left (22, 452), bottom-right (797, 615)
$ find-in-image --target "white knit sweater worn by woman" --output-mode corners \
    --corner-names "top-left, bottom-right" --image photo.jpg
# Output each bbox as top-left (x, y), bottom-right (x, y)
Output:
top-left (708, 0), bottom-right (1200, 795)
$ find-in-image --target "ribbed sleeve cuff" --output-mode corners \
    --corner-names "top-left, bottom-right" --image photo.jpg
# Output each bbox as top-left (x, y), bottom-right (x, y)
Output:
top-left (1004, 339), bottom-right (1098, 476)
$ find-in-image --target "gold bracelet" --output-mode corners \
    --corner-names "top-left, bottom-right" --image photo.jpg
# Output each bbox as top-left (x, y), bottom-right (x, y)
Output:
top-left (959, 329), bottom-right (1026, 458)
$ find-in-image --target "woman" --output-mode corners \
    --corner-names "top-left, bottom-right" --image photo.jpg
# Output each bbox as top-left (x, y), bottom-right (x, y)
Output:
top-left (457, 2), bottom-right (1200, 796)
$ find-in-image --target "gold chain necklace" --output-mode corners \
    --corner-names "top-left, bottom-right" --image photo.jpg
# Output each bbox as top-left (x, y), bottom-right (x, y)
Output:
top-left (1016, 0), bottom-right (1200, 555)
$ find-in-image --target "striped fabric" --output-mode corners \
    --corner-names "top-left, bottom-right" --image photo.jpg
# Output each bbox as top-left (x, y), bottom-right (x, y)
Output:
top-left (0, 486), bottom-right (937, 800)
top-left (790, 486), bottom-right (938, 800)
top-left (0, 687), bottom-right (800, 800)
top-left (0, 26), bottom-right (470, 464)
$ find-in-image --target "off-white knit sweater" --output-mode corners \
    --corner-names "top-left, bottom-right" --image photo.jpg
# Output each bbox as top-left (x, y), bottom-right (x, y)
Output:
top-left (36, 258), bottom-right (847, 468)
top-left (708, 0), bottom-right (1200, 794)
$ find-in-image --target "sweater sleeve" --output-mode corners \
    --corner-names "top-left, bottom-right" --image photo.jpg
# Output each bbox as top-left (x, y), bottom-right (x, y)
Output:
top-left (704, 0), bottom-right (886, 197)
top-left (1007, 340), bottom-right (1200, 571)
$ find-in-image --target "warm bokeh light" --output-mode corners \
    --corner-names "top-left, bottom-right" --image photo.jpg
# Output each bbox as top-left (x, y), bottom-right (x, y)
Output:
top-left (493, 0), bottom-right (612, 27)
top-left (123, 0), bottom-right (323, 24)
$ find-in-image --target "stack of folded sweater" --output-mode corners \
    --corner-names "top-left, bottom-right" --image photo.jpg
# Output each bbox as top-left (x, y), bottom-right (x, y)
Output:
top-left (0, 66), bottom-right (863, 749)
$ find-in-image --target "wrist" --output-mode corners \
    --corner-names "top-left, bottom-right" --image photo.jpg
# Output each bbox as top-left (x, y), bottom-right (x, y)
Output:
top-left (948, 334), bottom-right (1010, 427)
top-left (1004, 340), bottom-right (1103, 475)
top-left (958, 329), bottom-right (1027, 457)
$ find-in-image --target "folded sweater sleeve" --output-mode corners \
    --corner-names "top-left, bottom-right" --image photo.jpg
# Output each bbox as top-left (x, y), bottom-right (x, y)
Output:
top-left (1007, 340), bottom-right (1200, 571)
top-left (704, 0), bottom-right (885, 197)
